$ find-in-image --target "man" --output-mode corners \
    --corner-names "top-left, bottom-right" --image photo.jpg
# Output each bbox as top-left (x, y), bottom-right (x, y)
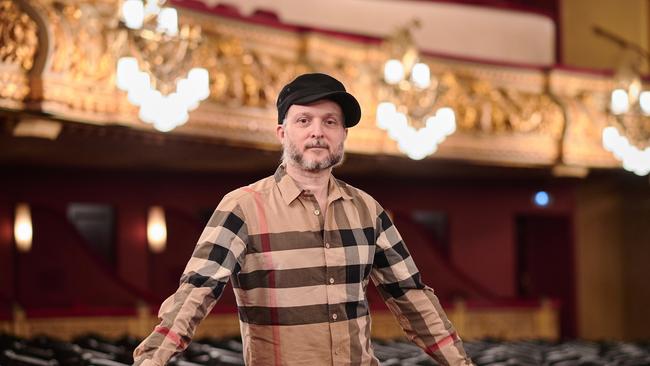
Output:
top-left (133, 73), bottom-right (473, 366)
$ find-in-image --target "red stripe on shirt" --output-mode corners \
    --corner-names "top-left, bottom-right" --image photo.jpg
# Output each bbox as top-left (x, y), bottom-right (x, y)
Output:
top-left (244, 187), bottom-right (282, 366)
top-left (425, 332), bottom-right (459, 355)
top-left (154, 326), bottom-right (186, 349)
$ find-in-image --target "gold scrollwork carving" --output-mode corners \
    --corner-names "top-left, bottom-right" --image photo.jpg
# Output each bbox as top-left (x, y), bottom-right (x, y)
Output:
top-left (0, 0), bottom-right (38, 102)
top-left (47, 1), bottom-right (115, 83)
top-left (196, 33), bottom-right (306, 109)
top-left (35, 0), bottom-right (130, 115)
top-left (436, 72), bottom-right (564, 138)
top-left (0, 0), bottom-right (38, 71)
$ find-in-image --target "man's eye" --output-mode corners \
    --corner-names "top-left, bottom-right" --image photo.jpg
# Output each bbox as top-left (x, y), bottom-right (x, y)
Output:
top-left (326, 119), bottom-right (338, 125)
top-left (297, 118), bottom-right (309, 124)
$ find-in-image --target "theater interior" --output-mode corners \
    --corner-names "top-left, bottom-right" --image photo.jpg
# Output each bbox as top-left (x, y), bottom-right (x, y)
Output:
top-left (1, 0), bottom-right (650, 365)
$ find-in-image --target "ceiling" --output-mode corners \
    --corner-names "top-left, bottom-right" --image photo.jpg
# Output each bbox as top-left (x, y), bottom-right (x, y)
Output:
top-left (176, 0), bottom-right (557, 66)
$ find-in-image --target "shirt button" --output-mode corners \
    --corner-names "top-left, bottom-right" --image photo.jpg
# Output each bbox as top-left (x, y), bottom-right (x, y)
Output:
top-left (332, 313), bottom-right (338, 320)
top-left (314, 209), bottom-right (320, 216)
top-left (329, 277), bottom-right (335, 284)
top-left (324, 243), bottom-right (330, 249)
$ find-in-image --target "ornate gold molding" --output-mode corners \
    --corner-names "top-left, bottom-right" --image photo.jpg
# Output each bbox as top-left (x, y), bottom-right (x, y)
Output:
top-left (0, 1), bottom-right (630, 170)
top-left (0, 0), bottom-right (38, 71)
top-left (0, 0), bottom-right (38, 106)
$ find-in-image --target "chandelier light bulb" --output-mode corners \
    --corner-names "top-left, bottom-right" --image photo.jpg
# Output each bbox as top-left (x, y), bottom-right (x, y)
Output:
top-left (601, 126), bottom-right (650, 176)
top-left (628, 77), bottom-right (642, 104)
top-left (144, 0), bottom-right (161, 17)
top-left (116, 57), bottom-right (139, 91)
top-left (122, 0), bottom-right (145, 29)
top-left (166, 93), bottom-right (190, 125)
top-left (188, 68), bottom-right (211, 101)
top-left (127, 71), bottom-right (152, 106)
top-left (376, 102), bottom-right (396, 130)
top-left (387, 112), bottom-right (409, 140)
top-left (610, 88), bottom-right (629, 115)
top-left (138, 89), bottom-right (163, 124)
top-left (601, 126), bottom-right (619, 152)
top-left (176, 78), bottom-right (190, 110)
top-left (435, 107), bottom-right (456, 136)
top-left (149, 94), bottom-right (190, 132)
top-left (157, 7), bottom-right (179, 36)
top-left (384, 59), bottom-right (405, 85)
top-left (411, 62), bottom-right (431, 89)
top-left (639, 91), bottom-right (650, 115)
top-left (153, 117), bottom-right (177, 132)
top-left (401, 127), bottom-right (434, 160)
top-left (175, 78), bottom-right (199, 110)
top-left (613, 140), bottom-right (632, 161)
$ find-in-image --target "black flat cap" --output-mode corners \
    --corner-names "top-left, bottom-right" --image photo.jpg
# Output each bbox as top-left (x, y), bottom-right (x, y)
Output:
top-left (276, 73), bottom-right (362, 127)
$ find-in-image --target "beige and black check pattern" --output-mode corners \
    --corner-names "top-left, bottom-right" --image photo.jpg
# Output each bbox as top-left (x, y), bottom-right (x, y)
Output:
top-left (133, 165), bottom-right (473, 366)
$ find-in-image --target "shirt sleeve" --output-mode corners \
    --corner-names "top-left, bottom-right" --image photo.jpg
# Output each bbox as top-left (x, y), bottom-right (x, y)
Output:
top-left (133, 194), bottom-right (248, 366)
top-left (370, 207), bottom-right (473, 366)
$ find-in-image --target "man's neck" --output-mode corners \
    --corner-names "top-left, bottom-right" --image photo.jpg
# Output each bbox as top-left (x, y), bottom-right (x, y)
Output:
top-left (284, 163), bottom-right (331, 207)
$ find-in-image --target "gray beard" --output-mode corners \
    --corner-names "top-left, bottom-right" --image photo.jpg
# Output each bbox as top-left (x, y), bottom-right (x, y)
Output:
top-left (282, 139), bottom-right (345, 172)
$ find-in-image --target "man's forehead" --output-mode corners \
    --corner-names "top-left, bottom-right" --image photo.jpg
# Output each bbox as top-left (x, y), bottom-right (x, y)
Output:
top-left (286, 99), bottom-right (344, 118)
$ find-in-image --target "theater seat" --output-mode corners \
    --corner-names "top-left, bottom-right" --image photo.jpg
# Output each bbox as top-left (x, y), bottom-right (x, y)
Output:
top-left (2, 350), bottom-right (59, 366)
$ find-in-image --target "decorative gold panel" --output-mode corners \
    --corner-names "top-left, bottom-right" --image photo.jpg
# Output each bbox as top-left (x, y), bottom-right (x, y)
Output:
top-left (0, 0), bottom-right (38, 105)
top-left (0, 0), bottom-right (631, 170)
top-left (0, 0), bottom-right (38, 71)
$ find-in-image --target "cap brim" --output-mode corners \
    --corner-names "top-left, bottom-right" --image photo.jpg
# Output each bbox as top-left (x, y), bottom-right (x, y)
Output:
top-left (290, 91), bottom-right (362, 127)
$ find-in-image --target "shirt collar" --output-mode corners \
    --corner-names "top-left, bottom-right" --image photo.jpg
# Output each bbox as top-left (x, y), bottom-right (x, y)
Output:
top-left (274, 165), bottom-right (353, 205)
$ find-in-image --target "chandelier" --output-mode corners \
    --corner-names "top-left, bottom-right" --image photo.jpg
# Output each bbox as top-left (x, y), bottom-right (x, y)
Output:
top-left (375, 20), bottom-right (456, 160)
top-left (116, 0), bottom-right (210, 132)
top-left (594, 27), bottom-right (650, 176)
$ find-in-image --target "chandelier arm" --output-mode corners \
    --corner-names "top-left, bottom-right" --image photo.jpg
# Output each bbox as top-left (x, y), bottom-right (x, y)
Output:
top-left (593, 26), bottom-right (650, 62)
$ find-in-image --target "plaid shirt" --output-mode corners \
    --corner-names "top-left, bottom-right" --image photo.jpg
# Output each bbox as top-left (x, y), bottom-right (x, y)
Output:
top-left (134, 165), bottom-right (473, 366)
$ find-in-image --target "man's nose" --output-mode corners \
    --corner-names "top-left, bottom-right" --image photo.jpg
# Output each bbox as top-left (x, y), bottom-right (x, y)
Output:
top-left (309, 120), bottom-right (325, 138)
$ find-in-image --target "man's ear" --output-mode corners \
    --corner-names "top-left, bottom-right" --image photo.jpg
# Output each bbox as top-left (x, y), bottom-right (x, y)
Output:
top-left (276, 124), bottom-right (285, 142)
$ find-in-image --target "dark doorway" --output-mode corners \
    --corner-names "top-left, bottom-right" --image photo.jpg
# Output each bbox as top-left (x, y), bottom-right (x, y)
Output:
top-left (516, 214), bottom-right (576, 338)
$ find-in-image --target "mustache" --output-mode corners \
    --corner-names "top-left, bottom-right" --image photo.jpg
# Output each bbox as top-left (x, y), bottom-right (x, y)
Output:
top-left (305, 141), bottom-right (329, 149)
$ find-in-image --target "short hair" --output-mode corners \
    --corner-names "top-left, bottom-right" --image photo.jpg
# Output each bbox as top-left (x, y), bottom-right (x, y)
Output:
top-left (280, 119), bottom-right (289, 166)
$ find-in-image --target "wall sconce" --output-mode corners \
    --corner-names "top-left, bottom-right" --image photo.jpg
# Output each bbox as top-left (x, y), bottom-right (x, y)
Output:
top-left (14, 203), bottom-right (33, 252)
top-left (147, 206), bottom-right (166, 253)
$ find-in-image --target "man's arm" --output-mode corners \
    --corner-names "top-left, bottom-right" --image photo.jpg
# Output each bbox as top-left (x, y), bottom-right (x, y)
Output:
top-left (133, 196), bottom-right (248, 366)
top-left (371, 208), bottom-right (473, 365)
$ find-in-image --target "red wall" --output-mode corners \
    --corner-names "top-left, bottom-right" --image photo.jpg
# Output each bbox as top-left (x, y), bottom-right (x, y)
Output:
top-left (0, 167), bottom-right (577, 317)
top-left (357, 178), bottom-right (576, 298)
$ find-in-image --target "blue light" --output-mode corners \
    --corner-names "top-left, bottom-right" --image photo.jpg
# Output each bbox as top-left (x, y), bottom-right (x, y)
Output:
top-left (534, 191), bottom-right (550, 207)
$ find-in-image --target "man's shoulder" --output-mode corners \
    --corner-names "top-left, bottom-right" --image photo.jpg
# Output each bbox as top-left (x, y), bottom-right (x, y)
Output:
top-left (220, 174), bottom-right (277, 204)
top-left (334, 177), bottom-right (380, 208)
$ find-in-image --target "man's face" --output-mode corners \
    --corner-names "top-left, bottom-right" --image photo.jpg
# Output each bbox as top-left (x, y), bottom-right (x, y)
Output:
top-left (277, 99), bottom-right (348, 173)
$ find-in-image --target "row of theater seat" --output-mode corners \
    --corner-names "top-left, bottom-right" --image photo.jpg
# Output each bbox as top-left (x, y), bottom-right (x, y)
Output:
top-left (2, 333), bottom-right (649, 366)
